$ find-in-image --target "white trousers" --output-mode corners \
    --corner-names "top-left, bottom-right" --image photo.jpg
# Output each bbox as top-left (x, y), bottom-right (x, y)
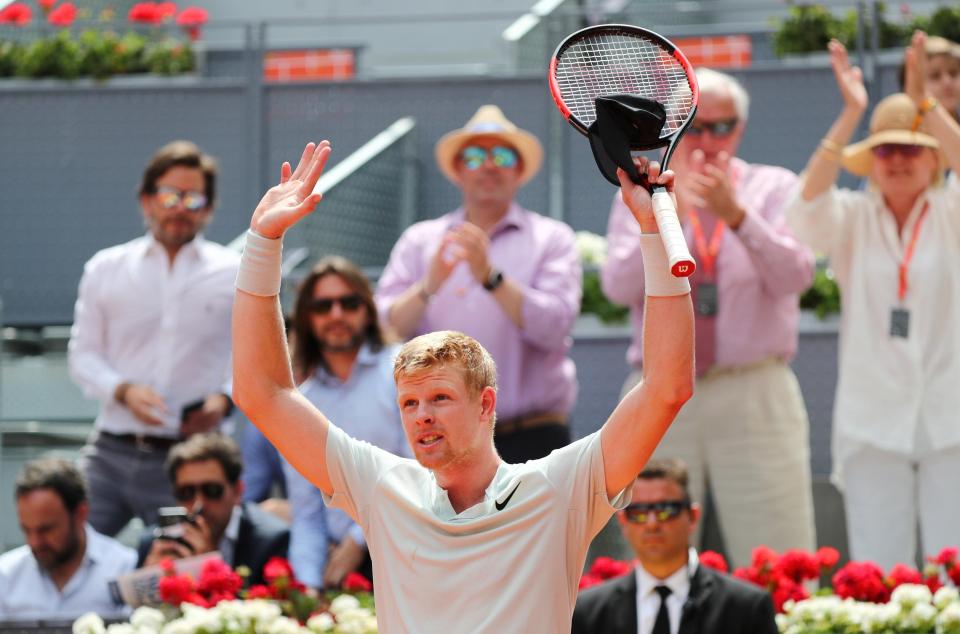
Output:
top-left (841, 442), bottom-right (960, 570)
top-left (624, 359), bottom-right (816, 568)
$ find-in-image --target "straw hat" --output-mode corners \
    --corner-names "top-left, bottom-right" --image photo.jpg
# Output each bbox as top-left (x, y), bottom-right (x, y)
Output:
top-left (435, 105), bottom-right (543, 185)
top-left (842, 93), bottom-right (944, 176)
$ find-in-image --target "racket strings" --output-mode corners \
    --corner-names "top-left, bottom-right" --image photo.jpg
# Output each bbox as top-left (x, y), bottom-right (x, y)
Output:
top-left (555, 33), bottom-right (694, 135)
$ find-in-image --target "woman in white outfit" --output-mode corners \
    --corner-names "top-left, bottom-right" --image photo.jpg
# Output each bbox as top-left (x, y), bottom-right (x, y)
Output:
top-left (786, 32), bottom-right (960, 569)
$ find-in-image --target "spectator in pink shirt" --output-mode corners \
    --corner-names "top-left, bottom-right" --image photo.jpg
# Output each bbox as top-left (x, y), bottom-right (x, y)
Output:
top-left (601, 68), bottom-right (816, 567)
top-left (376, 105), bottom-right (581, 463)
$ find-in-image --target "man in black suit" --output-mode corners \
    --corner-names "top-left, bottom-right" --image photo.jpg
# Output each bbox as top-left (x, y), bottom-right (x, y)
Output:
top-left (138, 433), bottom-right (289, 585)
top-left (573, 459), bottom-right (777, 634)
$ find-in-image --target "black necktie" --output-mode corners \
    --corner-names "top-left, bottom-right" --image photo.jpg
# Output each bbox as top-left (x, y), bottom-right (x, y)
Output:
top-left (652, 585), bottom-right (672, 634)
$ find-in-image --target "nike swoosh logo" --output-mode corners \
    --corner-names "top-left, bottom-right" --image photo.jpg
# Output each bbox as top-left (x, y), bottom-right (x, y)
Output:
top-left (495, 481), bottom-right (521, 511)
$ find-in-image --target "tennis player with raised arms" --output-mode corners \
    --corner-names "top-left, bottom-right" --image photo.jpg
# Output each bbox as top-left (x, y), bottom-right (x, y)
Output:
top-left (232, 139), bottom-right (693, 632)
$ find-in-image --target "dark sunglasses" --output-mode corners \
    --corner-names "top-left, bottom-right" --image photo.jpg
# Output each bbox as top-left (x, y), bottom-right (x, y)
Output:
top-left (460, 145), bottom-right (519, 170)
top-left (623, 500), bottom-right (691, 524)
top-left (309, 294), bottom-right (363, 315)
top-left (871, 143), bottom-right (925, 159)
top-left (155, 186), bottom-right (208, 212)
top-left (174, 481), bottom-right (226, 502)
top-left (687, 118), bottom-right (739, 138)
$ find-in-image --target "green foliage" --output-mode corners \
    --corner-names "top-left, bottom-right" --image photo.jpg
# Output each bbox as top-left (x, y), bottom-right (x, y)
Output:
top-left (0, 41), bottom-right (23, 77)
top-left (143, 38), bottom-right (194, 75)
top-left (834, 2), bottom-right (908, 50)
top-left (772, 4), bottom-right (839, 57)
top-left (581, 270), bottom-right (629, 324)
top-left (16, 30), bottom-right (82, 78)
top-left (799, 264), bottom-right (841, 319)
top-left (912, 5), bottom-right (960, 43)
top-left (1, 29), bottom-right (192, 80)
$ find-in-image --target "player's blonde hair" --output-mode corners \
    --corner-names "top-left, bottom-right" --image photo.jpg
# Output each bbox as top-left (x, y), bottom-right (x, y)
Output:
top-left (394, 330), bottom-right (498, 399)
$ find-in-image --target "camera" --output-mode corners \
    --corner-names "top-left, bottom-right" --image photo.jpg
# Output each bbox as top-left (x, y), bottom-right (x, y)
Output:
top-left (153, 505), bottom-right (202, 552)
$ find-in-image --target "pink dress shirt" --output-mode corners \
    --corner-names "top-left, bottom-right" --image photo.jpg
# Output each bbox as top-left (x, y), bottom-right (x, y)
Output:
top-left (602, 158), bottom-right (813, 371)
top-left (376, 203), bottom-right (581, 420)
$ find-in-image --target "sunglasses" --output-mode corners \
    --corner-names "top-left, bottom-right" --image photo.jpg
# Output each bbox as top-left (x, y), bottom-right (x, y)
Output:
top-left (687, 118), bottom-right (739, 137)
top-left (155, 186), bottom-right (208, 212)
top-left (309, 294), bottom-right (363, 315)
top-left (174, 481), bottom-right (226, 503)
top-left (623, 500), bottom-right (691, 524)
top-left (460, 145), bottom-right (519, 170)
top-left (871, 144), bottom-right (925, 159)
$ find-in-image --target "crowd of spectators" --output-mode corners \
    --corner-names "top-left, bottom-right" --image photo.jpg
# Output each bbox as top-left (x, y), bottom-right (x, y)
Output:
top-left (0, 29), bottom-right (957, 629)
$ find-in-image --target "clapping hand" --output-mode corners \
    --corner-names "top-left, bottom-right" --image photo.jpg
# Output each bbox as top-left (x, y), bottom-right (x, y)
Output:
top-left (828, 39), bottom-right (868, 114)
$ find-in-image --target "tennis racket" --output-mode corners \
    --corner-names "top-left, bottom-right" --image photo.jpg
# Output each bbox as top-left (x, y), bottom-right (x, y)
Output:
top-left (548, 24), bottom-right (698, 278)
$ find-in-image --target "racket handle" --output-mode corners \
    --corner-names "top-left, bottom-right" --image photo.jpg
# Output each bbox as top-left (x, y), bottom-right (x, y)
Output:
top-left (651, 188), bottom-right (696, 278)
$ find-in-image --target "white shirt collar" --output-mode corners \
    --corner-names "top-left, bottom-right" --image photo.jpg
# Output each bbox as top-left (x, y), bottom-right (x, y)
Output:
top-left (635, 547), bottom-right (699, 601)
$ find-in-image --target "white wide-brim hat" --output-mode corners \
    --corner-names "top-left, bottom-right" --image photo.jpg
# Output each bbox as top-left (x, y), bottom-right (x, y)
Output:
top-left (435, 105), bottom-right (543, 185)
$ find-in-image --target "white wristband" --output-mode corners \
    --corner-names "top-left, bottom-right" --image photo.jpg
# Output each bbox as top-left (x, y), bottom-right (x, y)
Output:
top-left (640, 234), bottom-right (692, 297)
top-left (236, 230), bottom-right (283, 297)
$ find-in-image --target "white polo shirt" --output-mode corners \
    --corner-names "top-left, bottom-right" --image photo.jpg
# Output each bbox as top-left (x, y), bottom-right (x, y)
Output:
top-left (322, 424), bottom-right (629, 633)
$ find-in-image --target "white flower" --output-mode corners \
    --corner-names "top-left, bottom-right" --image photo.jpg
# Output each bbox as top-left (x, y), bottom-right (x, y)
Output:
top-left (329, 594), bottom-right (361, 616)
top-left (265, 615), bottom-right (306, 634)
top-left (105, 625), bottom-right (135, 634)
top-left (73, 613), bottom-right (106, 634)
top-left (938, 600), bottom-right (960, 626)
top-left (130, 606), bottom-right (166, 631)
top-left (575, 231), bottom-right (608, 266)
top-left (891, 582), bottom-right (933, 609)
top-left (306, 612), bottom-right (335, 632)
top-left (936, 585), bottom-right (960, 610)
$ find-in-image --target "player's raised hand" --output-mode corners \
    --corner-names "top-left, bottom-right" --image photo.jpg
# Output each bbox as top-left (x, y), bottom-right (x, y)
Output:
top-left (251, 141), bottom-right (331, 239)
top-left (617, 157), bottom-right (675, 233)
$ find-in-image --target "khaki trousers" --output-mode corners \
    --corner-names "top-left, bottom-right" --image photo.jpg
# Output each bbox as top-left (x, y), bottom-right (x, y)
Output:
top-left (623, 359), bottom-right (816, 568)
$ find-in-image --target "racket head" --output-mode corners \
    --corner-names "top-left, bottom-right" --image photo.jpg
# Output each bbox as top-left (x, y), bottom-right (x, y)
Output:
top-left (548, 23), bottom-right (700, 153)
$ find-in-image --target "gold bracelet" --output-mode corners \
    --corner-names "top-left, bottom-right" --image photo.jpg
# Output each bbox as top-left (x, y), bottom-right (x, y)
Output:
top-left (819, 138), bottom-right (843, 155)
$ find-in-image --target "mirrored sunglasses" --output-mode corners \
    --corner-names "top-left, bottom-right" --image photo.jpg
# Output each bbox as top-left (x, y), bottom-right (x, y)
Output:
top-left (871, 143), bottom-right (925, 159)
top-left (687, 118), bottom-right (739, 137)
top-left (460, 145), bottom-right (519, 170)
top-left (155, 186), bottom-right (208, 212)
top-left (309, 294), bottom-right (363, 315)
top-left (623, 500), bottom-right (690, 524)
top-left (174, 481), bottom-right (226, 502)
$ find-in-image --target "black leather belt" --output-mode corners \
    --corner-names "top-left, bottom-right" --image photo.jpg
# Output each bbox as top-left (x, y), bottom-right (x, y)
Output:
top-left (99, 430), bottom-right (181, 451)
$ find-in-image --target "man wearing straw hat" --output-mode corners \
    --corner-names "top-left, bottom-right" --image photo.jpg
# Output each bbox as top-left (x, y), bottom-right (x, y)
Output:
top-left (376, 105), bottom-right (582, 463)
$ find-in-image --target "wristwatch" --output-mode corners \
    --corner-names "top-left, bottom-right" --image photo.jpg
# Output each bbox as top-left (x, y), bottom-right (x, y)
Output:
top-left (483, 268), bottom-right (504, 292)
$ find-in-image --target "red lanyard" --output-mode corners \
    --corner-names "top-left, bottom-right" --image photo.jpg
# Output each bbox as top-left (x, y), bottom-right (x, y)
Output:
top-left (688, 211), bottom-right (724, 279)
top-left (898, 202), bottom-right (930, 303)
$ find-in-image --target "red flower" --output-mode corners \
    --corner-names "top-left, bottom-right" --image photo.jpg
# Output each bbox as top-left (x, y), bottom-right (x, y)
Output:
top-left (770, 575), bottom-right (809, 613)
top-left (750, 545), bottom-right (779, 571)
top-left (935, 547), bottom-right (958, 567)
top-left (588, 556), bottom-right (632, 580)
top-left (816, 547), bottom-right (840, 570)
top-left (263, 556), bottom-right (295, 585)
top-left (176, 7), bottom-right (208, 41)
top-left (342, 572), bottom-right (373, 592)
top-left (923, 570), bottom-right (944, 594)
top-left (773, 549), bottom-right (821, 584)
top-left (246, 584), bottom-right (272, 600)
top-left (832, 561), bottom-right (890, 603)
top-left (157, 1), bottom-right (177, 18)
top-left (0, 2), bottom-right (32, 24)
top-left (196, 558), bottom-right (242, 599)
top-left (37, 0), bottom-right (56, 10)
top-left (128, 2), bottom-right (163, 24)
top-left (158, 573), bottom-right (195, 606)
top-left (699, 551), bottom-right (728, 573)
top-left (733, 565), bottom-right (768, 588)
top-left (46, 2), bottom-right (75, 26)
top-left (885, 563), bottom-right (922, 589)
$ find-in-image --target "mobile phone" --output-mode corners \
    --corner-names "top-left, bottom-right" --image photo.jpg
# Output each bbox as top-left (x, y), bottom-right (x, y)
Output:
top-left (180, 399), bottom-right (205, 421)
top-left (154, 506), bottom-right (196, 552)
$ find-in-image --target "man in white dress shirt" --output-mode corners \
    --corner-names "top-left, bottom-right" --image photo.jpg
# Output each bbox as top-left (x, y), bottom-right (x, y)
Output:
top-left (0, 459), bottom-right (136, 620)
top-left (69, 140), bottom-right (240, 535)
top-left (573, 459), bottom-right (777, 634)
